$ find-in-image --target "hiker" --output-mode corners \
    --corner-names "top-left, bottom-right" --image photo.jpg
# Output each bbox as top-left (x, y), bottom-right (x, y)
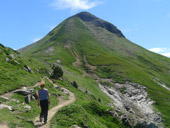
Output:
top-left (37, 82), bottom-right (50, 124)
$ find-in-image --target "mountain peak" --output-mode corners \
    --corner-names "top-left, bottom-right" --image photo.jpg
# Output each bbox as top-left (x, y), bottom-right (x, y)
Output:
top-left (73, 11), bottom-right (125, 38)
top-left (74, 11), bottom-right (98, 21)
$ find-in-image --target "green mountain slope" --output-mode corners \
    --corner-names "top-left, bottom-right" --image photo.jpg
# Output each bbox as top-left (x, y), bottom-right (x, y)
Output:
top-left (0, 43), bottom-right (49, 94)
top-left (19, 12), bottom-right (170, 127)
top-left (0, 45), bottom-right (127, 127)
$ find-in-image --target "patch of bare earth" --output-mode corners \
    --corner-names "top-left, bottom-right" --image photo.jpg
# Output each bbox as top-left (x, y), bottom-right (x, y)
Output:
top-left (72, 50), bottom-right (82, 67)
top-left (64, 44), bottom-right (82, 67)
top-left (0, 123), bottom-right (9, 128)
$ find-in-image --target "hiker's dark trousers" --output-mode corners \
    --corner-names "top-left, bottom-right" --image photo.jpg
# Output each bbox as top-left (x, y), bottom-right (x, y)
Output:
top-left (40, 99), bottom-right (48, 122)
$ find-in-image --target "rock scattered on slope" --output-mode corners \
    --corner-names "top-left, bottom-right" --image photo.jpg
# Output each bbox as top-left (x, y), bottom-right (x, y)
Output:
top-left (5, 57), bottom-right (10, 62)
top-left (0, 96), bottom-right (9, 101)
top-left (57, 59), bottom-right (62, 64)
top-left (0, 104), bottom-right (12, 111)
top-left (24, 105), bottom-right (32, 111)
top-left (11, 99), bottom-right (19, 103)
top-left (99, 82), bottom-right (162, 128)
top-left (9, 54), bottom-right (15, 59)
top-left (24, 65), bottom-right (31, 72)
top-left (14, 87), bottom-right (37, 104)
top-left (45, 46), bottom-right (54, 54)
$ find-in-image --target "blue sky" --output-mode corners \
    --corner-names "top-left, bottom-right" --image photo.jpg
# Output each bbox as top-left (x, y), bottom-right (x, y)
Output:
top-left (0, 0), bottom-right (170, 57)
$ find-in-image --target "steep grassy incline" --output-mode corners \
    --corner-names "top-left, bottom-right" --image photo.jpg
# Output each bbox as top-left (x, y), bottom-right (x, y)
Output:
top-left (0, 44), bottom-right (50, 94)
top-left (19, 12), bottom-right (170, 127)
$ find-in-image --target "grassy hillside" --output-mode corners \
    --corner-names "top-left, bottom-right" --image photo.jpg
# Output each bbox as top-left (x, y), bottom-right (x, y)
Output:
top-left (18, 12), bottom-right (170, 127)
top-left (0, 77), bottom-right (63, 127)
top-left (0, 43), bottom-right (50, 94)
top-left (50, 67), bottom-right (127, 128)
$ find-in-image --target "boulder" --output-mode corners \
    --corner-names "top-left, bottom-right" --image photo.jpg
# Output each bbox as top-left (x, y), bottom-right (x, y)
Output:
top-left (57, 59), bottom-right (62, 64)
top-left (24, 105), bottom-right (32, 111)
top-left (24, 65), bottom-right (31, 72)
top-left (11, 99), bottom-right (19, 103)
top-left (33, 93), bottom-right (38, 99)
top-left (25, 94), bottom-right (31, 104)
top-left (14, 60), bottom-right (20, 64)
top-left (0, 104), bottom-right (13, 111)
top-left (0, 96), bottom-right (9, 101)
top-left (29, 89), bottom-right (34, 93)
top-left (14, 87), bottom-right (30, 96)
top-left (5, 57), bottom-right (10, 62)
top-left (9, 54), bottom-right (15, 59)
top-left (31, 95), bottom-right (36, 100)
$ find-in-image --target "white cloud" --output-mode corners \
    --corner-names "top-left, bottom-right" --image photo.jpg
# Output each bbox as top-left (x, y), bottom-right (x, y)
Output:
top-left (161, 52), bottom-right (170, 57)
top-left (32, 37), bottom-right (42, 42)
top-left (149, 48), bottom-right (170, 57)
top-left (149, 48), bottom-right (166, 53)
top-left (51, 0), bottom-right (101, 10)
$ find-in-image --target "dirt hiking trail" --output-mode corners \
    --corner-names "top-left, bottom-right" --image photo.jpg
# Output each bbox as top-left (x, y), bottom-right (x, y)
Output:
top-left (34, 78), bottom-right (76, 128)
top-left (0, 77), bottom-right (45, 99)
top-left (0, 77), bottom-right (76, 128)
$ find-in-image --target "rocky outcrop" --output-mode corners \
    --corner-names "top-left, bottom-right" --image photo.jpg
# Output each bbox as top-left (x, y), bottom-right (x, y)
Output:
top-left (24, 65), bottom-right (31, 72)
top-left (99, 82), bottom-right (163, 128)
top-left (15, 87), bottom-right (37, 104)
top-left (45, 46), bottom-right (54, 54)
top-left (74, 11), bottom-right (125, 38)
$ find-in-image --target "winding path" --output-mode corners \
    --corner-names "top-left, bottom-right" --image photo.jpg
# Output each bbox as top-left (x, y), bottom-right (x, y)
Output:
top-left (0, 77), bottom-right (76, 128)
top-left (0, 77), bottom-right (44, 99)
top-left (34, 78), bottom-right (76, 128)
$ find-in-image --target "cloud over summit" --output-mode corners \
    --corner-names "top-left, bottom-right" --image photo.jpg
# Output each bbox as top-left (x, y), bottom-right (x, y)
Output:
top-left (52, 0), bottom-right (101, 10)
